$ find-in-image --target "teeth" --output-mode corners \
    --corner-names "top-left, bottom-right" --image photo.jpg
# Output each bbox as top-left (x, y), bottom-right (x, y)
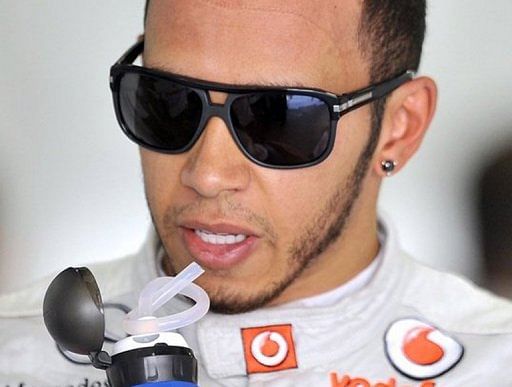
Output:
top-left (195, 229), bottom-right (247, 245)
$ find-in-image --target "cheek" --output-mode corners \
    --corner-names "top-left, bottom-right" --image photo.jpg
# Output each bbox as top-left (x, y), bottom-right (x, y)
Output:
top-left (140, 149), bottom-right (184, 212)
top-left (331, 107), bottom-right (373, 168)
top-left (260, 168), bottom-right (340, 242)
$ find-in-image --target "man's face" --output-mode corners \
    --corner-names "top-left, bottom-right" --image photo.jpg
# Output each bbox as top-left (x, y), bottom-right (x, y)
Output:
top-left (142, 0), bottom-right (376, 313)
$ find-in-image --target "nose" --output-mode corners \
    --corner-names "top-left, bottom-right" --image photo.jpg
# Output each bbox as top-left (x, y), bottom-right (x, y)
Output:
top-left (180, 111), bottom-right (252, 199)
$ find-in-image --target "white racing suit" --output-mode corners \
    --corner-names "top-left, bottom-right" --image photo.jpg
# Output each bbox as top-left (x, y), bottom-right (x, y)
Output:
top-left (1, 219), bottom-right (512, 386)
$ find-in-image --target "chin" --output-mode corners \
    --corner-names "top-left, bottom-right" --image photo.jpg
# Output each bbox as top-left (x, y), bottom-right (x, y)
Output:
top-left (196, 272), bottom-right (287, 315)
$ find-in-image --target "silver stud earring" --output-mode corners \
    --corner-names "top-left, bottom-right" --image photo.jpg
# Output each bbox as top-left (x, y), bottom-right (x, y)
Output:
top-left (381, 160), bottom-right (397, 176)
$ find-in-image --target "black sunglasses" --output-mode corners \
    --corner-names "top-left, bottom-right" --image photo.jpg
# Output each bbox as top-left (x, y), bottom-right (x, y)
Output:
top-left (110, 40), bottom-right (414, 169)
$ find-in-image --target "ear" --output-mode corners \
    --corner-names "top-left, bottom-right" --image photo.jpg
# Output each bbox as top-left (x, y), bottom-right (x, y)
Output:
top-left (372, 76), bottom-right (437, 177)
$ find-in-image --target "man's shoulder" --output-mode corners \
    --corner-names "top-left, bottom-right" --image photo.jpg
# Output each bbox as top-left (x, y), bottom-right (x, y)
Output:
top-left (401, 255), bottom-right (512, 335)
top-left (0, 254), bottom-right (137, 318)
top-left (0, 252), bottom-right (144, 385)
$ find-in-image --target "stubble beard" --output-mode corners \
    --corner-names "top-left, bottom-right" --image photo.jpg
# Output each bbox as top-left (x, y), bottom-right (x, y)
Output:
top-left (149, 128), bottom-right (376, 315)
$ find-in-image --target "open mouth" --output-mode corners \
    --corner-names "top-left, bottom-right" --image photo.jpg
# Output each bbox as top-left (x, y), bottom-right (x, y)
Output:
top-left (194, 229), bottom-right (247, 245)
top-left (181, 225), bottom-right (258, 270)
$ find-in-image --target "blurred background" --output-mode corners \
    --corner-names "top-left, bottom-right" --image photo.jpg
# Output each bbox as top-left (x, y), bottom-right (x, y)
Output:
top-left (1, 1), bottom-right (511, 296)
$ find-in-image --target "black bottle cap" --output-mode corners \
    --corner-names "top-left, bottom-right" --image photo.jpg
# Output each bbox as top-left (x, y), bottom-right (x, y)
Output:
top-left (43, 267), bottom-right (105, 355)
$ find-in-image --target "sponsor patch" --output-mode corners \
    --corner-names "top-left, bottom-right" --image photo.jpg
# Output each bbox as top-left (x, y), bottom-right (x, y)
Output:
top-left (384, 318), bottom-right (463, 380)
top-left (241, 324), bottom-right (298, 374)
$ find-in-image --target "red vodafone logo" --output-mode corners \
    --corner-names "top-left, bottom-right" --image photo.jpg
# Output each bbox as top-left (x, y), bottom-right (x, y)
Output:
top-left (241, 324), bottom-right (298, 374)
top-left (251, 331), bottom-right (289, 366)
top-left (385, 318), bottom-right (463, 380)
top-left (403, 327), bottom-right (444, 366)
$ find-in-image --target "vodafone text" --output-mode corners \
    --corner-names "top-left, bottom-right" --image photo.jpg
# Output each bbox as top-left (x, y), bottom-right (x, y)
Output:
top-left (330, 373), bottom-right (435, 387)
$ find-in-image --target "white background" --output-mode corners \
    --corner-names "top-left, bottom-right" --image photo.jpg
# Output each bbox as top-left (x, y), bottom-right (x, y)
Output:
top-left (1, 1), bottom-right (511, 294)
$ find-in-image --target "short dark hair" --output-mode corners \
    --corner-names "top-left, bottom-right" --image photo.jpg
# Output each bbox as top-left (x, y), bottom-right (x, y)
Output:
top-left (358, 0), bottom-right (426, 147)
top-left (143, 0), bottom-right (427, 151)
top-left (359, 1), bottom-right (426, 84)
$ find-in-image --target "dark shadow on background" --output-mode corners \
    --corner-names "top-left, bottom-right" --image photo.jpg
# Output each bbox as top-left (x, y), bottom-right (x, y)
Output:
top-left (476, 133), bottom-right (512, 298)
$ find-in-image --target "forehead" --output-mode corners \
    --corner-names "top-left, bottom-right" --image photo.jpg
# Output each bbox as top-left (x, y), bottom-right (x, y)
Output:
top-left (144, 0), bottom-right (367, 92)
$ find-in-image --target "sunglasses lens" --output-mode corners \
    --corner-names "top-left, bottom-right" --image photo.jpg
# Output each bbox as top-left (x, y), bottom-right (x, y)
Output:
top-left (118, 72), bottom-right (202, 151)
top-left (230, 93), bottom-right (332, 166)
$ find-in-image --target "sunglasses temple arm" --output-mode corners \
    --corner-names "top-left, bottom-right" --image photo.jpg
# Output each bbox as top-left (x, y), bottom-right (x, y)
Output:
top-left (371, 70), bottom-right (416, 99)
top-left (115, 39), bottom-right (145, 65)
top-left (337, 70), bottom-right (416, 115)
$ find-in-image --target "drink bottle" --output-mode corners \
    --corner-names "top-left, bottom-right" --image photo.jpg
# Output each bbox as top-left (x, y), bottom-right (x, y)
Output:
top-left (43, 263), bottom-right (209, 387)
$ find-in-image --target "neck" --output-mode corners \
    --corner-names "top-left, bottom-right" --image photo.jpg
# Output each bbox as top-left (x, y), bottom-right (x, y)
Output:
top-left (267, 187), bottom-right (380, 306)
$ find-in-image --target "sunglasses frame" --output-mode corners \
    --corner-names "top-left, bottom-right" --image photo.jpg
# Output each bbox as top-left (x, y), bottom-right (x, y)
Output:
top-left (110, 39), bottom-right (415, 169)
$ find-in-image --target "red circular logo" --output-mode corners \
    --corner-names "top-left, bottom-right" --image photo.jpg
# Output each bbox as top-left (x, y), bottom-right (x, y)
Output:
top-left (385, 318), bottom-right (464, 380)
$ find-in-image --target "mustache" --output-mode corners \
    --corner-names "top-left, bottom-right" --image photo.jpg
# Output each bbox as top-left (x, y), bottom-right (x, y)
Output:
top-left (161, 197), bottom-right (277, 241)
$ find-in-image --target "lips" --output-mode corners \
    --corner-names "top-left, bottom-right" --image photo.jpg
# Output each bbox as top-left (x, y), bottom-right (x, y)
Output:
top-left (180, 221), bottom-right (259, 270)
